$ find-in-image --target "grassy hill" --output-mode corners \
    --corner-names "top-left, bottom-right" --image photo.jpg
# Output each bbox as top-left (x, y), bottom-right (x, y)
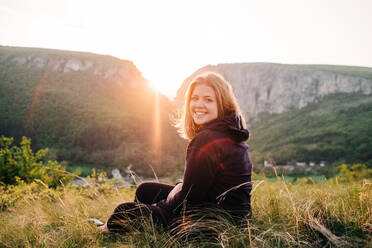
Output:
top-left (0, 46), bottom-right (186, 177)
top-left (249, 93), bottom-right (372, 171)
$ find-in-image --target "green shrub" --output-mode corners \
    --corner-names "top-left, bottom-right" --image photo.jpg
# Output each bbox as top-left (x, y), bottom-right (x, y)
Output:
top-left (0, 136), bottom-right (74, 187)
top-left (338, 163), bottom-right (372, 182)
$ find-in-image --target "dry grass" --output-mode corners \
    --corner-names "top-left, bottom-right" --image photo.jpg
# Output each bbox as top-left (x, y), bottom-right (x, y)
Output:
top-left (0, 177), bottom-right (371, 247)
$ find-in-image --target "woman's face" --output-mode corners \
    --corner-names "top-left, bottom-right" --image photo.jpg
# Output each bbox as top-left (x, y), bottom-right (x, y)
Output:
top-left (189, 84), bottom-right (218, 126)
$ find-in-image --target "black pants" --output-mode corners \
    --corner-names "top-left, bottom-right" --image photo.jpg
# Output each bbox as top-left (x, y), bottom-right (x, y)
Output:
top-left (107, 182), bottom-right (175, 233)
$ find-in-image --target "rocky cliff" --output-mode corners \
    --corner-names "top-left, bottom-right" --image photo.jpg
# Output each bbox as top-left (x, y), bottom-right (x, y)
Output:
top-left (0, 46), bottom-right (147, 88)
top-left (175, 63), bottom-right (372, 122)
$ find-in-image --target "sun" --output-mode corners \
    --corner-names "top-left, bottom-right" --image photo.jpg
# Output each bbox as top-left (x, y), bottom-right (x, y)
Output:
top-left (137, 60), bottom-right (196, 100)
top-left (149, 81), bottom-right (161, 92)
top-left (147, 77), bottom-right (180, 100)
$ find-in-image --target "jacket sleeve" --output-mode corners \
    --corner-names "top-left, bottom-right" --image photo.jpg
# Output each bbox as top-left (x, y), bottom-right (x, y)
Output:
top-left (159, 131), bottom-right (222, 212)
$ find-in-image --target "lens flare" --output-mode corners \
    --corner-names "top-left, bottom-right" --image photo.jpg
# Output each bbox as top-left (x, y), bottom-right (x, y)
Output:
top-left (152, 90), bottom-right (162, 156)
top-left (26, 61), bottom-right (51, 131)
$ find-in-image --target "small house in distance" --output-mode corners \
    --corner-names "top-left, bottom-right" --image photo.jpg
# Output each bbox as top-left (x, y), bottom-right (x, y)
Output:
top-left (296, 162), bottom-right (307, 167)
top-left (264, 158), bottom-right (276, 167)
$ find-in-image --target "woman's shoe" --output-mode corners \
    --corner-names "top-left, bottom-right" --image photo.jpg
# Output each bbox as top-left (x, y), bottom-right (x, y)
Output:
top-left (98, 224), bottom-right (110, 233)
top-left (88, 218), bottom-right (104, 226)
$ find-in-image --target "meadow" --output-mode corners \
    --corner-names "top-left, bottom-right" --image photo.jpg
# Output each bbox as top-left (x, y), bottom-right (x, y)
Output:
top-left (0, 173), bottom-right (371, 248)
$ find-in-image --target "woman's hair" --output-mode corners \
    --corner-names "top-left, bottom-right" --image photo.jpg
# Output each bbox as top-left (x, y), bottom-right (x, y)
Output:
top-left (175, 71), bottom-right (246, 140)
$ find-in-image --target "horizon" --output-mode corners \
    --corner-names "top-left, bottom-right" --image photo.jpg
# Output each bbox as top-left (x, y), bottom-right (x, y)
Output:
top-left (1, 0), bottom-right (371, 98)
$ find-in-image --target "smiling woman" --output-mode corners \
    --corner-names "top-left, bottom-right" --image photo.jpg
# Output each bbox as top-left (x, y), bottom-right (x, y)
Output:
top-left (101, 71), bottom-right (252, 234)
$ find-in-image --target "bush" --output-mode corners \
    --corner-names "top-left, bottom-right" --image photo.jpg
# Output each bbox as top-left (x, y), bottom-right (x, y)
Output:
top-left (0, 136), bottom-right (74, 187)
top-left (338, 163), bottom-right (372, 182)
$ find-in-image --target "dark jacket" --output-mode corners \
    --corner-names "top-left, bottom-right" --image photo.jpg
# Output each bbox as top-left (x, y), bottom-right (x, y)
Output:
top-left (157, 114), bottom-right (252, 219)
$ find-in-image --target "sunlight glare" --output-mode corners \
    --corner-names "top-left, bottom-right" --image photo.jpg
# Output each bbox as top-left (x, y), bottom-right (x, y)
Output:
top-left (149, 81), bottom-right (160, 92)
top-left (140, 64), bottom-right (197, 100)
top-left (148, 78), bottom-right (178, 100)
top-left (152, 90), bottom-right (161, 157)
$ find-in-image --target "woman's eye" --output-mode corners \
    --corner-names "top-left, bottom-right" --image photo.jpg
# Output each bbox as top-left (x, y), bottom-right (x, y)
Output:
top-left (206, 98), bottom-right (213, 102)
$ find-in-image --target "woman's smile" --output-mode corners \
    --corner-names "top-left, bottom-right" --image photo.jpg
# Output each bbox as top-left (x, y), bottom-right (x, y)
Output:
top-left (193, 110), bottom-right (208, 122)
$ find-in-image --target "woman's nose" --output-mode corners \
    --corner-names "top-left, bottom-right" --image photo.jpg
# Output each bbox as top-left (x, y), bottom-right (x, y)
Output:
top-left (194, 99), bottom-right (205, 107)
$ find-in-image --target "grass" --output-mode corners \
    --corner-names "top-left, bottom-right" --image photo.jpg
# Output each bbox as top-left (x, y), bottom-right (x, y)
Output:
top-left (66, 165), bottom-right (94, 177)
top-left (266, 175), bottom-right (327, 184)
top-left (0, 175), bottom-right (371, 248)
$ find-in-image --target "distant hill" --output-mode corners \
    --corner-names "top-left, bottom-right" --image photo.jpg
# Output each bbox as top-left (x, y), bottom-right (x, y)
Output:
top-left (249, 93), bottom-right (372, 170)
top-left (175, 63), bottom-right (372, 122)
top-left (175, 63), bottom-right (372, 169)
top-left (0, 46), bottom-right (186, 176)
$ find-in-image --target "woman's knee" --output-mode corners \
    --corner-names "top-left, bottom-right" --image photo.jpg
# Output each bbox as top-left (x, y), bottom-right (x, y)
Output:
top-left (135, 182), bottom-right (175, 204)
top-left (135, 182), bottom-right (153, 201)
top-left (136, 182), bottom-right (152, 194)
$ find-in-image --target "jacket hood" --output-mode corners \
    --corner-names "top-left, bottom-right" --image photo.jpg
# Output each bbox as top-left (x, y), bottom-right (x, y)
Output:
top-left (201, 114), bottom-right (250, 142)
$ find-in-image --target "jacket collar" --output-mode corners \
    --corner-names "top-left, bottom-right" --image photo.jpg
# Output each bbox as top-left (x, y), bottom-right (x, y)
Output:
top-left (200, 114), bottom-right (249, 142)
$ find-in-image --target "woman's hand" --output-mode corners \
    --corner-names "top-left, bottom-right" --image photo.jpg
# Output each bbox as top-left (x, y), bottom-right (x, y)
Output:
top-left (166, 182), bottom-right (183, 201)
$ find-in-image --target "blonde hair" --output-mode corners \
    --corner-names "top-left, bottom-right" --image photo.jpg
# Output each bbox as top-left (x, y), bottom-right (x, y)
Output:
top-left (176, 71), bottom-right (246, 140)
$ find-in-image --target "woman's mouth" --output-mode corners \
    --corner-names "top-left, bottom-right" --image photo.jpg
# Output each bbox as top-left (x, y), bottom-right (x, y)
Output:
top-left (193, 111), bottom-right (207, 118)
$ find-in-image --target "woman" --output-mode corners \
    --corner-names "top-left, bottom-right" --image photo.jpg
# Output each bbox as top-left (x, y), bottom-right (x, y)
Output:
top-left (101, 71), bottom-right (252, 233)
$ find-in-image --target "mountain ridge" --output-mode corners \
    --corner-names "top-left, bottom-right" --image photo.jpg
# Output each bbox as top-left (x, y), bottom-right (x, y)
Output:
top-left (175, 63), bottom-right (372, 122)
top-left (0, 45), bottom-right (147, 88)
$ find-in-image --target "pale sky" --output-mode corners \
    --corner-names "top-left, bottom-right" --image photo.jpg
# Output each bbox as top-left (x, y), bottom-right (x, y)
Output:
top-left (0, 0), bottom-right (371, 99)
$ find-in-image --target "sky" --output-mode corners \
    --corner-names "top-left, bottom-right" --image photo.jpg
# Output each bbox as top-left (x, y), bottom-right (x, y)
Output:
top-left (0, 0), bottom-right (371, 99)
